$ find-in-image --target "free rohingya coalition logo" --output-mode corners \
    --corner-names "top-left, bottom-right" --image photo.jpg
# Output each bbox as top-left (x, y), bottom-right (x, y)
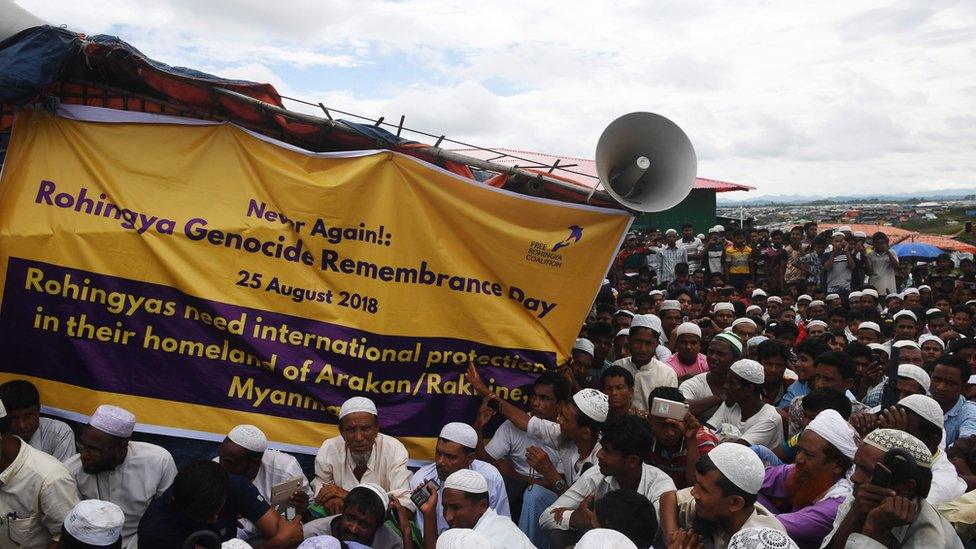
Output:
top-left (526, 225), bottom-right (583, 268)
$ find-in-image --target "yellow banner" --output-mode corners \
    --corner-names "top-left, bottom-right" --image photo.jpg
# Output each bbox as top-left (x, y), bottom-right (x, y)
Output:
top-left (0, 107), bottom-right (631, 457)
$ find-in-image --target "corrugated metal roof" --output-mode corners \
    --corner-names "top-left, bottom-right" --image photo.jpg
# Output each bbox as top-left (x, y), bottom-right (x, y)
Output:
top-left (452, 147), bottom-right (755, 193)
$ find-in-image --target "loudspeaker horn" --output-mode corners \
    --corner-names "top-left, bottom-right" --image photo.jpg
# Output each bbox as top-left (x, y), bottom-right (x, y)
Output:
top-left (595, 112), bottom-right (697, 213)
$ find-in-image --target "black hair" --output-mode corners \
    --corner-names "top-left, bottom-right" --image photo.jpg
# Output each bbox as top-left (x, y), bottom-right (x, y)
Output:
top-left (773, 321), bottom-right (799, 339)
top-left (827, 308), bottom-right (847, 320)
top-left (600, 415), bottom-right (652, 460)
top-left (756, 339), bottom-right (789, 364)
top-left (803, 388), bottom-right (852, 419)
top-left (596, 303), bottom-right (616, 316)
top-left (635, 293), bottom-right (655, 308)
top-left (595, 489), bottom-right (657, 548)
top-left (173, 460), bottom-right (228, 523)
top-left (648, 386), bottom-right (685, 405)
top-left (601, 365), bottom-right (635, 388)
top-left (0, 415), bottom-right (9, 436)
top-left (847, 308), bottom-right (866, 322)
top-left (796, 338), bottom-right (830, 360)
top-left (843, 341), bottom-right (872, 362)
top-left (588, 321), bottom-right (615, 340)
top-left (950, 338), bottom-right (976, 354)
top-left (534, 372), bottom-right (572, 402)
top-left (675, 262), bottom-right (689, 275)
top-left (681, 223), bottom-right (693, 230)
top-left (814, 351), bottom-right (856, 380)
top-left (770, 229), bottom-right (784, 238)
top-left (952, 304), bottom-right (972, 318)
top-left (936, 354), bottom-right (972, 382)
top-left (696, 454), bottom-right (757, 505)
top-left (0, 379), bottom-right (40, 411)
top-left (346, 485), bottom-right (387, 526)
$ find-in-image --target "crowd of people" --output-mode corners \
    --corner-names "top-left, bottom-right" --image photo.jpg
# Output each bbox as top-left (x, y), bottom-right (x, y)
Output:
top-left (4, 220), bottom-right (976, 548)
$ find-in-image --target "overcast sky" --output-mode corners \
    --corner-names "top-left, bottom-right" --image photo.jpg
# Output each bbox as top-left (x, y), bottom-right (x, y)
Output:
top-left (21, 0), bottom-right (976, 198)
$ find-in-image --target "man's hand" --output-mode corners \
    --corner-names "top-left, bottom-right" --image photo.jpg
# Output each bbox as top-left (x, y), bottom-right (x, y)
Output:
top-left (314, 484), bottom-right (348, 505)
top-left (879, 406), bottom-right (910, 432)
top-left (466, 363), bottom-right (491, 396)
top-left (670, 528), bottom-right (705, 549)
top-left (525, 446), bottom-right (558, 477)
top-left (849, 412), bottom-right (879, 438)
top-left (324, 496), bottom-right (344, 516)
top-left (390, 498), bottom-right (413, 524)
top-left (863, 361), bottom-right (885, 385)
top-left (418, 483), bottom-right (439, 519)
top-left (567, 495), bottom-right (598, 529)
top-left (851, 482), bottom-right (896, 520)
top-left (863, 496), bottom-right (918, 540)
top-left (475, 397), bottom-right (495, 428)
top-left (288, 490), bottom-right (310, 516)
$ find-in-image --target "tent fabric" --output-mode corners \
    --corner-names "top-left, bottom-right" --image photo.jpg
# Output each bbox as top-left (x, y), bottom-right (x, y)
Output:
top-left (0, 26), bottom-right (81, 103)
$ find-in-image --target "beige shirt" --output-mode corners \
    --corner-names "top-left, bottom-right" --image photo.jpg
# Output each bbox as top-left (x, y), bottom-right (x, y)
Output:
top-left (615, 356), bottom-right (679, 409)
top-left (65, 441), bottom-right (177, 545)
top-left (28, 417), bottom-right (77, 463)
top-left (707, 402), bottom-right (784, 450)
top-left (312, 432), bottom-right (412, 509)
top-left (677, 487), bottom-right (786, 549)
top-left (474, 508), bottom-right (534, 549)
top-left (0, 438), bottom-right (80, 549)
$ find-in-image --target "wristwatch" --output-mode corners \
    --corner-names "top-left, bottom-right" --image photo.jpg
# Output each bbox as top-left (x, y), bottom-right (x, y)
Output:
top-left (553, 479), bottom-right (567, 492)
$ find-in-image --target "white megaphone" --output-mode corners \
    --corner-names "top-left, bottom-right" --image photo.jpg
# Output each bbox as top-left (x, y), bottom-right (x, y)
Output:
top-left (595, 112), bottom-right (697, 213)
top-left (0, 0), bottom-right (46, 42)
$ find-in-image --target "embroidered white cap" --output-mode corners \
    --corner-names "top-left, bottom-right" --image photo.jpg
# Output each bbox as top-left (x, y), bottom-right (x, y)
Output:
top-left (63, 500), bottom-right (125, 547)
top-left (228, 424), bottom-right (267, 453)
top-left (90, 405), bottom-right (136, 438)
top-left (339, 396), bottom-right (378, 419)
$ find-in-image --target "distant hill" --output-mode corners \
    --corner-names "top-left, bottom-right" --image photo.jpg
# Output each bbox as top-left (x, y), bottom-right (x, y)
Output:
top-left (718, 188), bottom-right (976, 206)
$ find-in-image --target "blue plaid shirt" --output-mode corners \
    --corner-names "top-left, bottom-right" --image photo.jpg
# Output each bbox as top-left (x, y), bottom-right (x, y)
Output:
top-left (944, 396), bottom-right (976, 446)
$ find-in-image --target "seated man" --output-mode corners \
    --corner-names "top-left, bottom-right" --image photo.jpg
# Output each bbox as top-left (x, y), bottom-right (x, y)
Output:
top-left (60, 499), bottom-right (125, 549)
top-left (136, 460), bottom-right (303, 548)
top-left (674, 443), bottom-right (786, 548)
top-left (0, 379), bottom-right (76, 461)
top-left (786, 351), bottom-right (869, 438)
top-left (822, 429), bottom-right (962, 548)
top-left (614, 314), bottom-right (678, 409)
top-left (419, 469), bottom-right (533, 549)
top-left (593, 489), bottom-right (658, 549)
top-left (646, 387), bottom-right (718, 490)
top-left (929, 355), bottom-right (976, 446)
top-left (313, 397), bottom-right (412, 513)
top-left (410, 422), bottom-right (510, 534)
top-left (602, 366), bottom-right (645, 419)
top-left (541, 415), bottom-right (678, 547)
top-left (309, 483), bottom-right (410, 549)
top-left (756, 410), bottom-right (856, 549)
top-left (214, 424), bottom-right (312, 540)
top-left (65, 405), bottom-right (177, 546)
top-left (706, 359), bottom-right (785, 449)
top-left (0, 397), bottom-right (79, 548)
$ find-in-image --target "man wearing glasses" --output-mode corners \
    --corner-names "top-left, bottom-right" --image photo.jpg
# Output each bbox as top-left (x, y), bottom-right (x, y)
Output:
top-left (65, 405), bottom-right (177, 547)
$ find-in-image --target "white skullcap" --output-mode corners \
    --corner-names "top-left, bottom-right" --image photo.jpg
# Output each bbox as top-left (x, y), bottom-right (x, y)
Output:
top-left (826, 293), bottom-right (840, 301)
top-left (713, 302), bottom-right (735, 313)
top-left (747, 335), bottom-right (768, 348)
top-left (893, 340), bottom-right (921, 350)
top-left (868, 343), bottom-right (888, 353)
top-left (849, 291), bottom-right (862, 300)
top-left (767, 296), bottom-right (783, 304)
top-left (886, 293), bottom-right (903, 301)
top-left (838, 225), bottom-right (851, 232)
top-left (697, 233), bottom-right (705, 239)
top-left (863, 428), bottom-right (932, 467)
top-left (730, 359), bottom-right (765, 385)
top-left (89, 405), bottom-right (136, 438)
top-left (862, 288), bottom-right (879, 298)
top-left (894, 310), bottom-right (918, 322)
top-left (904, 287), bottom-right (920, 295)
top-left (573, 388), bottom-right (609, 422)
top-left (752, 289), bottom-right (767, 297)
top-left (357, 482), bottom-right (390, 511)
top-left (898, 364), bottom-right (931, 393)
top-left (715, 224), bottom-right (725, 232)
top-left (675, 322), bottom-right (702, 339)
top-left (614, 309), bottom-right (636, 317)
top-left (784, 368), bottom-right (798, 381)
top-left (602, 278), bottom-right (610, 286)
top-left (443, 469), bottom-right (488, 494)
top-left (64, 500), bottom-right (125, 546)
top-left (630, 314), bottom-right (662, 335)
top-left (831, 231), bottom-right (846, 238)
top-left (809, 300), bottom-right (825, 308)
top-left (339, 396), bottom-right (378, 419)
top-left (853, 231), bottom-right (866, 238)
top-left (797, 294), bottom-right (813, 302)
top-left (573, 338), bottom-right (595, 356)
top-left (899, 394), bottom-right (944, 429)
top-left (615, 328), bottom-right (630, 339)
top-left (708, 443), bottom-right (765, 494)
top-left (858, 321), bottom-right (881, 334)
top-left (660, 299), bottom-right (681, 312)
top-left (297, 536), bottom-right (342, 549)
top-left (227, 425), bottom-right (267, 453)
top-left (732, 318), bottom-right (757, 329)
top-left (746, 305), bottom-right (762, 313)
top-left (576, 528), bottom-right (638, 549)
top-left (806, 320), bottom-right (827, 330)
top-left (436, 529), bottom-right (492, 549)
top-left (439, 422), bottom-right (478, 448)
top-left (729, 528), bottom-right (800, 549)
top-left (0, 398), bottom-right (5, 419)
top-left (926, 307), bottom-right (944, 317)
top-left (919, 284), bottom-right (932, 291)
top-left (919, 334), bottom-right (945, 349)
top-left (648, 290), bottom-right (663, 297)
top-left (665, 228), bottom-right (678, 235)
top-left (222, 540), bottom-right (253, 549)
top-left (806, 409), bottom-right (859, 460)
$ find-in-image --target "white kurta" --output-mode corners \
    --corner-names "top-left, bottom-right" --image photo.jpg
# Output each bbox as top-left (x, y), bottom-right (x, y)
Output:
top-left (410, 460), bottom-right (511, 534)
top-left (928, 448), bottom-right (966, 505)
top-left (484, 419), bottom-right (560, 478)
top-left (526, 416), bottom-right (601, 486)
top-left (473, 508), bottom-right (534, 549)
top-left (312, 432), bottom-right (413, 509)
top-left (65, 441), bottom-right (177, 544)
top-left (0, 439), bottom-right (79, 549)
top-left (215, 449), bottom-right (312, 538)
top-left (615, 356), bottom-right (678, 409)
top-left (707, 402), bottom-right (784, 449)
top-left (27, 417), bottom-right (76, 462)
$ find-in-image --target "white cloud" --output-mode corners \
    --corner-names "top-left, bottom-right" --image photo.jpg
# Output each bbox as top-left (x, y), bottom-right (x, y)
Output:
top-left (16, 0), bottom-right (976, 197)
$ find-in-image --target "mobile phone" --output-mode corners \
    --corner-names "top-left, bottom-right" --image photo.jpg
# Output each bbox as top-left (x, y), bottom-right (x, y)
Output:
top-left (871, 462), bottom-right (891, 488)
top-left (410, 479), bottom-right (438, 509)
top-left (650, 397), bottom-right (688, 420)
